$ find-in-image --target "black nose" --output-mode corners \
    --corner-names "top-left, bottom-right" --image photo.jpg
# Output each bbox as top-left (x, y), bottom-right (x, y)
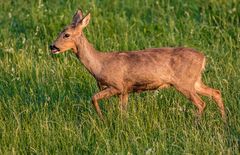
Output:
top-left (49, 44), bottom-right (60, 51)
top-left (49, 44), bottom-right (55, 50)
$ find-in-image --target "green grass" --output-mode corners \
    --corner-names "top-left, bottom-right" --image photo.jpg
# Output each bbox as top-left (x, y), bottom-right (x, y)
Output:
top-left (0, 0), bottom-right (239, 154)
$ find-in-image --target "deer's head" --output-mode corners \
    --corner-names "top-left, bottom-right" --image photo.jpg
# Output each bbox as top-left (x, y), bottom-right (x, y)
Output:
top-left (50, 9), bottom-right (91, 54)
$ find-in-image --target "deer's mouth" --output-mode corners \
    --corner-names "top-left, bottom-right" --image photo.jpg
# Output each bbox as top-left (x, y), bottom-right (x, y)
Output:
top-left (50, 45), bottom-right (60, 54)
top-left (51, 49), bottom-right (60, 54)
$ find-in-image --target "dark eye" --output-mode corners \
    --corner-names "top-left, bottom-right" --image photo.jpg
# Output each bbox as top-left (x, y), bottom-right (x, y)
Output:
top-left (64, 33), bottom-right (70, 38)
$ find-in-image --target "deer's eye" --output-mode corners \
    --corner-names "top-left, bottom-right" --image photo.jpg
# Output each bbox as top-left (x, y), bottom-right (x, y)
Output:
top-left (64, 33), bottom-right (70, 38)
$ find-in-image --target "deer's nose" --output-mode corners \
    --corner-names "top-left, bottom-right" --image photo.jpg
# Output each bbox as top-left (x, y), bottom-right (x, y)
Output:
top-left (50, 44), bottom-right (60, 51)
top-left (49, 44), bottom-right (54, 50)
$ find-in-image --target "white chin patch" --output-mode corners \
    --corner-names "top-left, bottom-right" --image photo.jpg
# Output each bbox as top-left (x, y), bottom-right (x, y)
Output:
top-left (53, 51), bottom-right (60, 54)
top-left (51, 50), bottom-right (60, 54)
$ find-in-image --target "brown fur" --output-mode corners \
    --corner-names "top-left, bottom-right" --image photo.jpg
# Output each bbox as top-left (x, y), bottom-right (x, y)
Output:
top-left (50, 10), bottom-right (226, 120)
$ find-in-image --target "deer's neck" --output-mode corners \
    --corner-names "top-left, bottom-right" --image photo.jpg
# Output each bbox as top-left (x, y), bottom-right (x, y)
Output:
top-left (74, 34), bottom-right (102, 76)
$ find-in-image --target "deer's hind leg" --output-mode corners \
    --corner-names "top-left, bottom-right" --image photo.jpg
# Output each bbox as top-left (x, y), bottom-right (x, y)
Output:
top-left (175, 86), bottom-right (206, 117)
top-left (195, 80), bottom-right (226, 120)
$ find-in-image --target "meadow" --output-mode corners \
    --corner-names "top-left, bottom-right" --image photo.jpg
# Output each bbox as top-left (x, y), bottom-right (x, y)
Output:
top-left (0, 0), bottom-right (239, 154)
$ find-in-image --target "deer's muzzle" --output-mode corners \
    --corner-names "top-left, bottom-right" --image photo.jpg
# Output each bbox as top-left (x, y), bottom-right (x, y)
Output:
top-left (49, 44), bottom-right (60, 54)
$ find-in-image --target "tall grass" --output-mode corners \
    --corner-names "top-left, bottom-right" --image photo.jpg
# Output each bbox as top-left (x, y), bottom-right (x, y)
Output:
top-left (0, 0), bottom-right (239, 154)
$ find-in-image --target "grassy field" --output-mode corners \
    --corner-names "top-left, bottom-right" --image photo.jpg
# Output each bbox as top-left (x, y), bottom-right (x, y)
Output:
top-left (0, 0), bottom-right (239, 154)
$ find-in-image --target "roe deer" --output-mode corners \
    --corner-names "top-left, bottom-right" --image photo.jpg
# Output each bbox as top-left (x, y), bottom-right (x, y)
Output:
top-left (50, 9), bottom-right (226, 121)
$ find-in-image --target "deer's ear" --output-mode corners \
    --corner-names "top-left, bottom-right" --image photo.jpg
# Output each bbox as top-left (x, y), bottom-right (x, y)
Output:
top-left (72, 9), bottom-right (83, 26)
top-left (80, 13), bottom-right (91, 28)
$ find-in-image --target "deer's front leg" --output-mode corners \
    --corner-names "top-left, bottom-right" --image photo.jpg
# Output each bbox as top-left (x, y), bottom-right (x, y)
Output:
top-left (119, 93), bottom-right (129, 111)
top-left (92, 87), bottom-right (119, 119)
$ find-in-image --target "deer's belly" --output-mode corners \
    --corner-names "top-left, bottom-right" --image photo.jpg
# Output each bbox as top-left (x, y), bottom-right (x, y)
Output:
top-left (130, 82), bottom-right (169, 93)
